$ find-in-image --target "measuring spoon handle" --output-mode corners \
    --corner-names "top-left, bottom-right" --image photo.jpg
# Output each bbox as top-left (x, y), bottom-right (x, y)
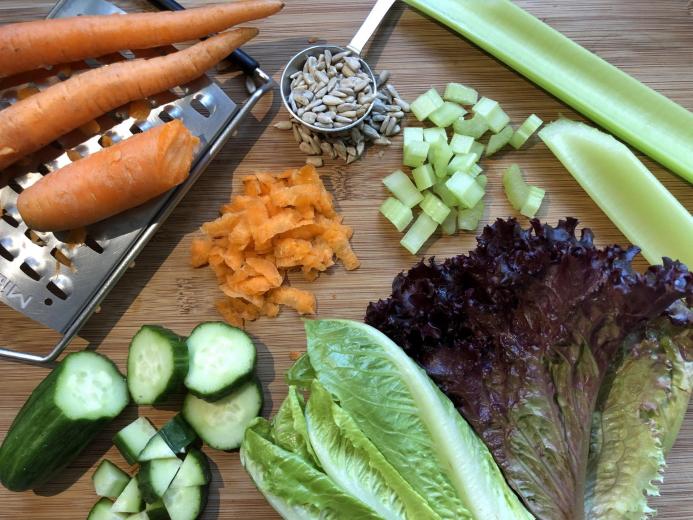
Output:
top-left (347, 0), bottom-right (398, 57)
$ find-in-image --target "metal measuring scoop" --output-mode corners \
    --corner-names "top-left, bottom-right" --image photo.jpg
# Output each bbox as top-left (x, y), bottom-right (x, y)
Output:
top-left (280, 0), bottom-right (397, 134)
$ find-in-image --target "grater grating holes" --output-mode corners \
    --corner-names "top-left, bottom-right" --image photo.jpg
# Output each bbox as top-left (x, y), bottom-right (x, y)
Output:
top-left (37, 164), bottom-right (52, 175)
top-left (7, 178), bottom-right (23, 194)
top-left (20, 261), bottom-right (41, 281)
top-left (84, 236), bottom-right (104, 254)
top-left (47, 280), bottom-right (69, 300)
top-left (1, 211), bottom-right (19, 228)
top-left (0, 239), bottom-right (14, 261)
top-left (50, 247), bottom-right (72, 269)
top-left (25, 229), bottom-right (47, 247)
top-left (190, 95), bottom-right (212, 118)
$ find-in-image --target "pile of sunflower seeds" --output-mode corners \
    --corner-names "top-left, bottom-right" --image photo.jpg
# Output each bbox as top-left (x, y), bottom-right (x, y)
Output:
top-left (275, 65), bottom-right (409, 165)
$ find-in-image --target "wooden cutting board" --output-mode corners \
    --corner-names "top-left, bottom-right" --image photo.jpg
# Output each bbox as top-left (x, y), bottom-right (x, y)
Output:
top-left (0, 0), bottom-right (691, 518)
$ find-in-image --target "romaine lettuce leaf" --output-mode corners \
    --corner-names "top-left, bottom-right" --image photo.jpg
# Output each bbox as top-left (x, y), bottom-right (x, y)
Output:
top-left (285, 353), bottom-right (315, 389)
top-left (306, 319), bottom-right (532, 520)
top-left (271, 386), bottom-right (320, 467)
top-left (305, 380), bottom-right (441, 520)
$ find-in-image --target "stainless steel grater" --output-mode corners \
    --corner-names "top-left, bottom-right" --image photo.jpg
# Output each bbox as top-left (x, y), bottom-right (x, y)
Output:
top-left (0, 0), bottom-right (273, 364)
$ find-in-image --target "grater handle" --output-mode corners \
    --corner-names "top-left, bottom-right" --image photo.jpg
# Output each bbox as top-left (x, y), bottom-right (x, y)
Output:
top-left (147, 0), bottom-right (260, 75)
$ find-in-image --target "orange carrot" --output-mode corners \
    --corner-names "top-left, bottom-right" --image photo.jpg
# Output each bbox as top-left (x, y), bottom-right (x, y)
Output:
top-left (0, 27), bottom-right (256, 171)
top-left (17, 120), bottom-right (198, 231)
top-left (0, 1), bottom-right (283, 78)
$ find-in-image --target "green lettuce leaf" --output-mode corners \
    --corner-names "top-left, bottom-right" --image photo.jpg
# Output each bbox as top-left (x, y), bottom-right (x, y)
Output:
top-left (305, 319), bottom-right (532, 520)
top-left (240, 418), bottom-right (381, 520)
top-left (305, 380), bottom-right (441, 520)
top-left (285, 353), bottom-right (316, 389)
top-left (271, 386), bottom-right (320, 467)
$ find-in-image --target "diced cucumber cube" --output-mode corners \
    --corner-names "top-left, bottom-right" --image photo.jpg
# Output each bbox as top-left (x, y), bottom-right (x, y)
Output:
top-left (509, 114), bottom-right (543, 149)
top-left (93, 460), bottom-right (130, 499)
top-left (400, 213), bottom-right (438, 255)
top-left (469, 163), bottom-right (483, 178)
top-left (521, 186), bottom-right (546, 218)
top-left (383, 170), bottom-right (424, 208)
top-left (429, 140), bottom-right (454, 178)
top-left (470, 141), bottom-right (485, 159)
top-left (403, 127), bottom-right (424, 148)
top-left (458, 200), bottom-right (485, 231)
top-left (429, 101), bottom-right (467, 128)
top-left (446, 170), bottom-right (485, 208)
top-left (453, 113), bottom-right (489, 139)
top-left (447, 153), bottom-right (480, 176)
top-left (113, 417), bottom-right (157, 465)
top-left (411, 88), bottom-right (444, 121)
top-left (440, 207), bottom-right (458, 235)
top-left (412, 164), bottom-right (436, 191)
top-left (433, 181), bottom-right (460, 207)
top-left (419, 191), bottom-right (452, 224)
top-left (423, 127), bottom-right (448, 144)
top-left (450, 134), bottom-right (475, 154)
top-left (486, 126), bottom-right (514, 157)
top-left (476, 174), bottom-right (488, 189)
top-left (380, 197), bottom-right (414, 232)
top-left (112, 477), bottom-right (143, 514)
top-left (472, 97), bottom-right (510, 133)
top-left (444, 83), bottom-right (479, 105)
top-left (403, 140), bottom-right (430, 168)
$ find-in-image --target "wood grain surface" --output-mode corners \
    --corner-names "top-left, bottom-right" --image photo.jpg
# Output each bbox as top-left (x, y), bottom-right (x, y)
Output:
top-left (1, 0), bottom-right (692, 518)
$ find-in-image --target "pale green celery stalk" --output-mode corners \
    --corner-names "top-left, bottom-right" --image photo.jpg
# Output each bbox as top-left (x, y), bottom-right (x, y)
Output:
top-left (400, 213), bottom-right (438, 255)
top-left (420, 191), bottom-right (451, 224)
top-left (458, 200), bottom-right (484, 231)
top-left (271, 386), bottom-right (320, 467)
top-left (539, 119), bottom-right (693, 266)
top-left (403, 0), bottom-right (693, 184)
top-left (380, 197), bottom-right (414, 232)
top-left (440, 208), bottom-right (458, 235)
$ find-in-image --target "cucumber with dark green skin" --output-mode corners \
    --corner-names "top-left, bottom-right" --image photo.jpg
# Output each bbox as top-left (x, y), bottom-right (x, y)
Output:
top-left (0, 351), bottom-right (129, 492)
top-left (160, 414), bottom-right (197, 453)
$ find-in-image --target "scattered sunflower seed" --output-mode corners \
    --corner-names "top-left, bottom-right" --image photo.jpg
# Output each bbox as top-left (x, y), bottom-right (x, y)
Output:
top-left (306, 156), bottom-right (324, 167)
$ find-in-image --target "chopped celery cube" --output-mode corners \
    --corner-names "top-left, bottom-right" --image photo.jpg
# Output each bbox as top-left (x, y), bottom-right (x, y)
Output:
top-left (411, 88), bottom-right (444, 121)
top-left (412, 164), bottom-right (437, 191)
top-left (400, 213), bottom-right (438, 255)
top-left (403, 127), bottom-right (424, 148)
top-left (472, 97), bottom-right (510, 133)
top-left (429, 140), bottom-right (454, 178)
top-left (446, 170), bottom-right (485, 208)
top-left (453, 113), bottom-right (489, 139)
top-left (447, 153), bottom-right (480, 176)
top-left (509, 114), bottom-right (543, 149)
top-left (450, 134), bottom-right (475, 154)
top-left (444, 83), bottom-right (479, 106)
top-left (403, 140), bottom-right (430, 168)
top-left (429, 101), bottom-right (467, 128)
top-left (502, 164), bottom-right (528, 209)
top-left (419, 191), bottom-right (451, 224)
top-left (379, 197), bottom-right (414, 232)
top-left (441, 207), bottom-right (458, 235)
top-left (520, 186), bottom-right (545, 218)
top-left (458, 200), bottom-right (485, 231)
top-left (423, 127), bottom-right (448, 144)
top-left (469, 163), bottom-right (483, 178)
top-left (485, 126), bottom-right (514, 157)
top-left (470, 140), bottom-right (485, 158)
top-left (476, 174), bottom-right (488, 189)
top-left (383, 170), bottom-right (424, 208)
top-left (433, 180), bottom-right (459, 207)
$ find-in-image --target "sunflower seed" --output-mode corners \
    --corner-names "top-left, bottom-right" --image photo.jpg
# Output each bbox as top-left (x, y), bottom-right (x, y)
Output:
top-left (295, 94), bottom-right (310, 106)
top-left (337, 103), bottom-right (357, 112)
top-left (324, 49), bottom-right (332, 67)
top-left (335, 62), bottom-right (344, 70)
top-left (351, 127), bottom-right (363, 143)
top-left (297, 107), bottom-right (306, 117)
top-left (317, 113), bottom-right (334, 125)
top-left (327, 77), bottom-right (338, 92)
top-left (356, 106), bottom-right (367, 117)
top-left (312, 104), bottom-right (327, 113)
top-left (315, 70), bottom-right (329, 84)
top-left (385, 84), bottom-right (401, 99)
top-left (301, 112), bottom-right (318, 124)
top-left (303, 72), bottom-right (316, 85)
top-left (306, 157), bottom-right (324, 167)
top-left (299, 142), bottom-right (315, 155)
top-left (322, 95), bottom-right (342, 105)
top-left (344, 57), bottom-right (361, 71)
top-left (385, 118), bottom-right (398, 136)
top-left (389, 111), bottom-right (405, 119)
top-left (340, 110), bottom-right (357, 119)
top-left (320, 141), bottom-right (333, 155)
top-left (356, 141), bottom-right (365, 156)
top-left (335, 115), bottom-right (353, 124)
top-left (273, 120), bottom-right (293, 130)
top-left (290, 71), bottom-right (302, 79)
top-left (330, 90), bottom-right (348, 98)
top-left (331, 51), bottom-right (351, 62)
top-left (292, 124), bottom-right (302, 143)
top-left (315, 86), bottom-right (328, 99)
top-left (363, 124), bottom-right (380, 139)
top-left (377, 69), bottom-right (390, 86)
top-left (353, 79), bottom-right (370, 92)
top-left (379, 116), bottom-right (392, 134)
top-left (374, 136), bottom-right (391, 146)
top-left (315, 121), bottom-right (333, 129)
top-left (342, 65), bottom-right (355, 78)
top-left (371, 113), bottom-right (386, 123)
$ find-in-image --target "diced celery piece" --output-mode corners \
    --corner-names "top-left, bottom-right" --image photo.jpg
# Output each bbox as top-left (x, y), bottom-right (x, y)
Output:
top-left (419, 191), bottom-right (452, 224)
top-left (403, 140), bottom-right (430, 168)
top-left (379, 197), bottom-right (414, 232)
top-left (433, 181), bottom-right (459, 207)
top-left (502, 164), bottom-right (528, 210)
top-left (412, 164), bottom-right (437, 191)
top-left (403, 127), bottom-right (424, 148)
top-left (450, 134), bottom-right (474, 154)
top-left (446, 153), bottom-right (479, 176)
top-left (400, 213), bottom-right (438, 255)
top-left (458, 200), bottom-right (485, 231)
top-left (453, 113), bottom-right (489, 139)
top-left (485, 126), bottom-right (514, 157)
top-left (423, 127), bottom-right (448, 144)
top-left (429, 140), bottom-right (454, 178)
top-left (469, 164), bottom-right (483, 178)
top-left (476, 174), bottom-right (488, 189)
top-left (520, 186), bottom-right (545, 218)
top-left (470, 141), bottom-right (485, 158)
top-left (444, 82), bottom-right (479, 106)
top-left (441, 207), bottom-right (458, 235)
top-left (383, 170), bottom-right (424, 208)
top-left (429, 101), bottom-right (467, 128)
top-left (446, 170), bottom-right (485, 208)
top-left (509, 114), bottom-right (543, 149)
top-left (472, 97), bottom-right (510, 133)
top-left (411, 88), bottom-right (444, 121)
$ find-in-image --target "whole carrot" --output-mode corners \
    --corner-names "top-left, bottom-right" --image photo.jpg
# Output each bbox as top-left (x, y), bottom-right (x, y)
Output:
top-left (0, 27), bottom-right (257, 172)
top-left (17, 120), bottom-right (199, 231)
top-left (0, 0), bottom-right (283, 78)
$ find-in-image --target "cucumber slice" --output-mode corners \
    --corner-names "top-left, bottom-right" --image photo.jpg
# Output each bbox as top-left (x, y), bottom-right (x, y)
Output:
top-left (88, 498), bottom-right (127, 520)
top-left (429, 101), bottom-right (466, 128)
top-left (379, 197), bottom-right (414, 232)
top-left (125, 513), bottom-right (149, 520)
top-left (185, 322), bottom-right (257, 402)
top-left (444, 82), bottom-right (478, 105)
top-left (146, 500), bottom-right (170, 520)
top-left (93, 459), bottom-right (130, 499)
top-left (138, 433), bottom-right (176, 463)
top-left (114, 417), bottom-right (157, 465)
top-left (113, 477), bottom-right (144, 514)
top-left (128, 325), bottom-right (188, 405)
top-left (411, 88), bottom-right (444, 121)
top-left (400, 213), bottom-right (438, 255)
top-left (160, 415), bottom-right (197, 454)
top-left (163, 485), bottom-right (208, 520)
top-left (138, 458), bottom-right (182, 504)
top-left (170, 448), bottom-right (211, 488)
top-left (183, 380), bottom-right (263, 451)
top-left (0, 351), bottom-right (128, 492)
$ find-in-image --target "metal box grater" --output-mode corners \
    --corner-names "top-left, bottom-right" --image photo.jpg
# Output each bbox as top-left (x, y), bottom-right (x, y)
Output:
top-left (0, 0), bottom-right (273, 364)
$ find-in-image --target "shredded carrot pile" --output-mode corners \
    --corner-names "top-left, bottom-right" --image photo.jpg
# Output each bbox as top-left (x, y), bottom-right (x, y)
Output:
top-left (191, 165), bottom-right (360, 327)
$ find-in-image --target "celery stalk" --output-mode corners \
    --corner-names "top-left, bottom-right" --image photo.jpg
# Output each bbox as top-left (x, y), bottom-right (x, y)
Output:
top-left (447, 153), bottom-right (479, 176)
top-left (469, 164), bottom-right (483, 178)
top-left (509, 114), bottom-right (543, 149)
top-left (404, 127), bottom-right (424, 149)
top-left (476, 174), bottom-right (488, 189)
top-left (420, 191), bottom-right (452, 224)
top-left (403, 141), bottom-right (430, 168)
top-left (383, 170), bottom-right (424, 208)
top-left (539, 119), bottom-right (693, 266)
top-left (429, 101), bottom-right (467, 128)
top-left (403, 0), bottom-right (693, 183)
top-left (412, 164), bottom-right (437, 191)
top-left (446, 170), bottom-right (485, 208)
top-left (433, 181), bottom-right (460, 207)
top-left (469, 141), bottom-right (485, 159)
top-left (472, 97), bottom-right (510, 133)
top-left (450, 134), bottom-right (475, 154)
top-left (520, 186), bottom-right (545, 218)
top-left (454, 113), bottom-right (489, 139)
top-left (400, 213), bottom-right (438, 255)
top-left (411, 88), bottom-right (444, 121)
top-left (441, 207), bottom-right (458, 235)
top-left (429, 140), bottom-right (454, 178)
top-left (485, 126), bottom-right (514, 157)
top-left (380, 197), bottom-right (414, 232)
top-left (444, 83), bottom-right (478, 106)
top-left (458, 200), bottom-right (484, 231)
top-left (424, 127), bottom-right (448, 144)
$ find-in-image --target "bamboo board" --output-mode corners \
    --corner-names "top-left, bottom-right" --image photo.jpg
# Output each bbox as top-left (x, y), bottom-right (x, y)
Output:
top-left (0, 0), bottom-right (691, 518)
